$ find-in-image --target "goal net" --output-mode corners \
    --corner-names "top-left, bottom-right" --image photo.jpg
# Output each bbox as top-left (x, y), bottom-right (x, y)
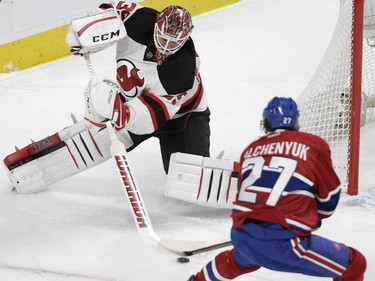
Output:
top-left (297, 0), bottom-right (375, 195)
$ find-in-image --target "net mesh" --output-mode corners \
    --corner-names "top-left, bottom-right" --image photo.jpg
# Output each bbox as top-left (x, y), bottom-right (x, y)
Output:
top-left (297, 0), bottom-right (375, 190)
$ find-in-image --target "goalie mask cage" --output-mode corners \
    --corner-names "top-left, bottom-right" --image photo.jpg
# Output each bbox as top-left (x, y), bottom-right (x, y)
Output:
top-left (297, 0), bottom-right (375, 195)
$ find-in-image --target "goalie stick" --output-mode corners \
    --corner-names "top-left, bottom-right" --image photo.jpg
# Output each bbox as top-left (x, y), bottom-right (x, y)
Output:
top-left (106, 117), bottom-right (233, 256)
top-left (105, 120), bottom-right (205, 255)
top-left (82, 53), bottom-right (205, 255)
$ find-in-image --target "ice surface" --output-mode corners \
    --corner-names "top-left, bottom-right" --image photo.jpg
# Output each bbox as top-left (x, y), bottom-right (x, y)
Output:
top-left (1, 0), bottom-right (374, 280)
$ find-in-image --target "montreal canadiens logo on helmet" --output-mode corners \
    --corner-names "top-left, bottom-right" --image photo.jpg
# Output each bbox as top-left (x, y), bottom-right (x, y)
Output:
top-left (116, 58), bottom-right (145, 100)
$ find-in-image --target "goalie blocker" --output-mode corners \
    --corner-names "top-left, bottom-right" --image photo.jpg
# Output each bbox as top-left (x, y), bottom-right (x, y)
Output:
top-left (165, 152), bottom-right (239, 209)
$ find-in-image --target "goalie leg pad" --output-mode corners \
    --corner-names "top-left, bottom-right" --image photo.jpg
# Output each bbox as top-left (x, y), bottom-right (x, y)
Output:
top-left (3, 120), bottom-right (115, 194)
top-left (165, 152), bottom-right (238, 209)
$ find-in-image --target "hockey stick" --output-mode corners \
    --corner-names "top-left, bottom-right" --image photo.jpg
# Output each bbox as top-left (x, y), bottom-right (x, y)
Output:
top-left (82, 53), bottom-right (205, 255)
top-left (183, 240), bottom-right (232, 256)
top-left (105, 120), bottom-right (205, 255)
top-left (106, 120), bottom-right (231, 256)
top-left (83, 53), bottom-right (95, 78)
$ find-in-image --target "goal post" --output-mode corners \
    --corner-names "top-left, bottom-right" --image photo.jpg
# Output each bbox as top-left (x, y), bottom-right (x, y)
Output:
top-left (296, 0), bottom-right (375, 195)
top-left (349, 0), bottom-right (364, 196)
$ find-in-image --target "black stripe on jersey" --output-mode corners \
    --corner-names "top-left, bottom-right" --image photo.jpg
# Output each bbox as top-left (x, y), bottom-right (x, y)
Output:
top-left (140, 94), bottom-right (169, 130)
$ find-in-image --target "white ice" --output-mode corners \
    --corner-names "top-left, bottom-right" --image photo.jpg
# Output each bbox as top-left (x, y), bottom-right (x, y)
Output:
top-left (0, 0), bottom-right (374, 280)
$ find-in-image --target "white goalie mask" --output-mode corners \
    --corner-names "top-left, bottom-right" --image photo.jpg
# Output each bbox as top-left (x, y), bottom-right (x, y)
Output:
top-left (153, 6), bottom-right (194, 57)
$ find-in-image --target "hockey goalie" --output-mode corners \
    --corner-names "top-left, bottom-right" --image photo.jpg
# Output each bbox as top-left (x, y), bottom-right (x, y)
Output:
top-left (2, 2), bottom-right (236, 208)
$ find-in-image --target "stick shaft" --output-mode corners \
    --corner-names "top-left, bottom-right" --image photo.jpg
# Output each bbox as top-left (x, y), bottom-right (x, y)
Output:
top-left (114, 153), bottom-right (155, 231)
top-left (106, 121), bottom-right (159, 244)
top-left (83, 53), bottom-right (94, 78)
top-left (183, 241), bottom-right (232, 256)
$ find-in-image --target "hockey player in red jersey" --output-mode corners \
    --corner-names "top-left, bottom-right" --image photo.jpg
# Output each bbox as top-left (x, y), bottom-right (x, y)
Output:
top-left (3, 2), bottom-right (210, 193)
top-left (187, 97), bottom-right (366, 281)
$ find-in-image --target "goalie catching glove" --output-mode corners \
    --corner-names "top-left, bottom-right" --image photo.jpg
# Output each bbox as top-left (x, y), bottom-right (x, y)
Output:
top-left (84, 74), bottom-right (131, 130)
top-left (65, 8), bottom-right (126, 55)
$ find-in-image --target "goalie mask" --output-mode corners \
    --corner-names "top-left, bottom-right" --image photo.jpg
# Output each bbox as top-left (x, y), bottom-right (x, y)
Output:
top-left (262, 97), bottom-right (300, 132)
top-left (153, 6), bottom-right (194, 58)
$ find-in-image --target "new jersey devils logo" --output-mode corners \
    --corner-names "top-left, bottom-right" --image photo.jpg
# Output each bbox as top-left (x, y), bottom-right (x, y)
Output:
top-left (117, 58), bottom-right (145, 100)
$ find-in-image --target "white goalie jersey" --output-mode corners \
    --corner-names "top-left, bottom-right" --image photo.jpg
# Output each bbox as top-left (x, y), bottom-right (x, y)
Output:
top-left (2, 2), bottom-right (216, 205)
top-left (100, 2), bottom-right (208, 135)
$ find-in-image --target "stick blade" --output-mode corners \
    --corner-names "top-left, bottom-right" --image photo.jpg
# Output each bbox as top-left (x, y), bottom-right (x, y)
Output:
top-left (158, 238), bottom-right (206, 256)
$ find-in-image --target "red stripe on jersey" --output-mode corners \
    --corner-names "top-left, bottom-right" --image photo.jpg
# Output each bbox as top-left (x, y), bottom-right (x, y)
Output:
top-left (292, 238), bottom-right (346, 274)
top-left (77, 16), bottom-right (118, 37)
top-left (191, 83), bottom-right (204, 110)
top-left (138, 96), bottom-right (159, 130)
top-left (181, 77), bottom-right (203, 110)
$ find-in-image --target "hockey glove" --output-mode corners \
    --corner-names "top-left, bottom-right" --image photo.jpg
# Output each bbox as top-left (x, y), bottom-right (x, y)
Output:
top-left (84, 75), bottom-right (130, 130)
top-left (65, 8), bottom-right (126, 55)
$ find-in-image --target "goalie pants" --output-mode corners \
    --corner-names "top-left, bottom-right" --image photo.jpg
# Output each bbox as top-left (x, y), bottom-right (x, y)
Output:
top-left (127, 108), bottom-right (210, 173)
top-left (195, 226), bottom-right (366, 281)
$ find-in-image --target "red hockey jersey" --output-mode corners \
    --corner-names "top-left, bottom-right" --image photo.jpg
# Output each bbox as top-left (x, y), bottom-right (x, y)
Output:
top-left (232, 129), bottom-right (341, 237)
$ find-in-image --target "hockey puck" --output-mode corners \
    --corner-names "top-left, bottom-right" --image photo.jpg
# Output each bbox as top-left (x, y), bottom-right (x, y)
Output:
top-left (177, 257), bottom-right (190, 263)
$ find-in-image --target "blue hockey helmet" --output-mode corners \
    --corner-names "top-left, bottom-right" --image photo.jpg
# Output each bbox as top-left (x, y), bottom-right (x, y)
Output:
top-left (262, 97), bottom-right (299, 132)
